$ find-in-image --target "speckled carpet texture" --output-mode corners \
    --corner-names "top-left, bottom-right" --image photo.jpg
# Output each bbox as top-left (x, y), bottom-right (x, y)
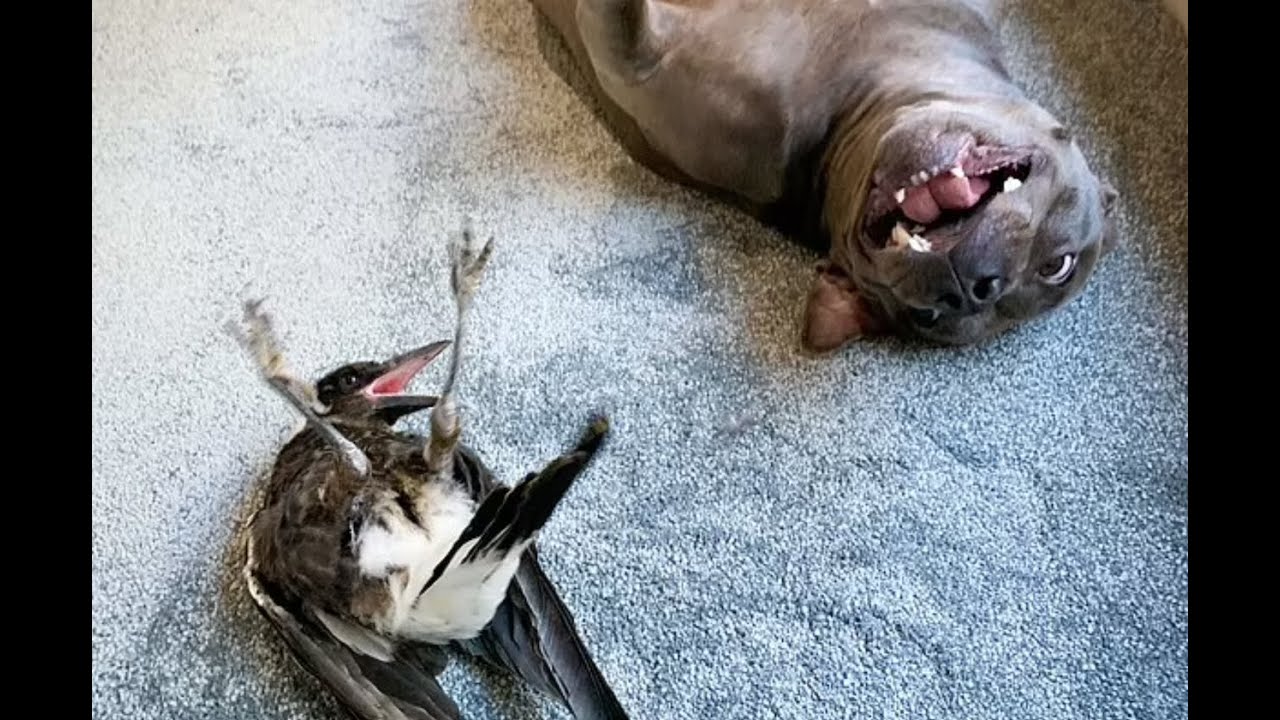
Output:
top-left (91, 1), bottom-right (1188, 718)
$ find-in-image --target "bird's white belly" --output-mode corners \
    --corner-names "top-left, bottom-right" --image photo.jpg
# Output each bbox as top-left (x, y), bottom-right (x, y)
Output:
top-left (353, 482), bottom-right (524, 644)
top-left (398, 539), bottom-right (526, 643)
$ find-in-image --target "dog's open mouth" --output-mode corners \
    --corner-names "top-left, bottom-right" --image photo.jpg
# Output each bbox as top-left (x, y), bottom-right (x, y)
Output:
top-left (864, 148), bottom-right (1033, 252)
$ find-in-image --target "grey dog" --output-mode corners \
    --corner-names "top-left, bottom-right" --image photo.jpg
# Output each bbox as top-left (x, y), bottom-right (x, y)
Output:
top-left (531, 0), bottom-right (1118, 351)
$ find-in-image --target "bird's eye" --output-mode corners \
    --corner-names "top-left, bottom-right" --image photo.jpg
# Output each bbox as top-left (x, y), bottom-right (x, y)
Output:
top-left (1038, 253), bottom-right (1077, 284)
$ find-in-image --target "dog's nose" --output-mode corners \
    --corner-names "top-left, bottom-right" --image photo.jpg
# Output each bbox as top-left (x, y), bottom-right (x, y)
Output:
top-left (949, 224), bottom-right (1017, 307)
top-left (968, 275), bottom-right (1007, 304)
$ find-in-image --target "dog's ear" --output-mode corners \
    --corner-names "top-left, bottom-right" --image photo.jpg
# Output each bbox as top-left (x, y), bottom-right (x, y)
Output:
top-left (801, 262), bottom-right (885, 353)
top-left (1098, 177), bottom-right (1120, 255)
top-left (1100, 179), bottom-right (1118, 217)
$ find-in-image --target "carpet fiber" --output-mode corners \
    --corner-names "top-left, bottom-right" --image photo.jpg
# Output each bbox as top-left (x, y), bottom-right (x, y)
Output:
top-left (91, 1), bottom-right (1188, 718)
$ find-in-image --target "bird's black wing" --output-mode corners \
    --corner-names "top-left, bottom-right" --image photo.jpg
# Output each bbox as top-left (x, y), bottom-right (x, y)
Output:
top-left (245, 565), bottom-right (462, 720)
top-left (454, 548), bottom-right (630, 720)
top-left (449, 424), bottom-right (630, 720)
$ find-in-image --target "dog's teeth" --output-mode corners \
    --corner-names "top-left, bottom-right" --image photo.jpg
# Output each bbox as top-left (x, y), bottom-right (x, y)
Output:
top-left (893, 188), bottom-right (906, 203)
top-left (911, 225), bottom-right (925, 234)
top-left (891, 223), bottom-right (912, 248)
top-left (915, 170), bottom-right (931, 184)
top-left (1002, 177), bottom-right (1023, 192)
top-left (908, 233), bottom-right (932, 253)
top-left (950, 166), bottom-right (966, 178)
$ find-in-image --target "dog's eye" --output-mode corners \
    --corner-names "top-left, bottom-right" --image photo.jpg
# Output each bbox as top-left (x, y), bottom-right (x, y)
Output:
top-left (909, 307), bottom-right (940, 328)
top-left (1039, 253), bottom-right (1077, 284)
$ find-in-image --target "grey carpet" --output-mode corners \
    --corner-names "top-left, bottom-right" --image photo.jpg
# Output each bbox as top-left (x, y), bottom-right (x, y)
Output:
top-left (91, 1), bottom-right (1188, 718)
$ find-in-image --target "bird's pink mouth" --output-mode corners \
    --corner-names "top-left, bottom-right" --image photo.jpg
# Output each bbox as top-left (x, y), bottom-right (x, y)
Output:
top-left (366, 358), bottom-right (432, 397)
top-left (363, 341), bottom-right (451, 398)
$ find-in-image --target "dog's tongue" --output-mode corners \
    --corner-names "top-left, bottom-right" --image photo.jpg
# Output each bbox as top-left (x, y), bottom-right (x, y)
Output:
top-left (901, 174), bottom-right (991, 224)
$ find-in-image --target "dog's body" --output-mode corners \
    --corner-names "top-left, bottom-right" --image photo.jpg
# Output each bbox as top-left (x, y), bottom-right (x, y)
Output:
top-left (533, 0), bottom-right (1117, 350)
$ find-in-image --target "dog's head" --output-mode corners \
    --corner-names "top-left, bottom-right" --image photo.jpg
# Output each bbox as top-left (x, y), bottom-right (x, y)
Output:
top-left (806, 96), bottom-right (1117, 351)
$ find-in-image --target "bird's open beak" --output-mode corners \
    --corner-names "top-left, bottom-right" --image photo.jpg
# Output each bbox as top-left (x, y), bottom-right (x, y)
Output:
top-left (362, 340), bottom-right (450, 412)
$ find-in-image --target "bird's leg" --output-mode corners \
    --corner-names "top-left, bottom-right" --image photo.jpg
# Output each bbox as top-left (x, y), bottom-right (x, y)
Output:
top-left (425, 220), bottom-right (494, 483)
top-left (227, 297), bottom-right (371, 477)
